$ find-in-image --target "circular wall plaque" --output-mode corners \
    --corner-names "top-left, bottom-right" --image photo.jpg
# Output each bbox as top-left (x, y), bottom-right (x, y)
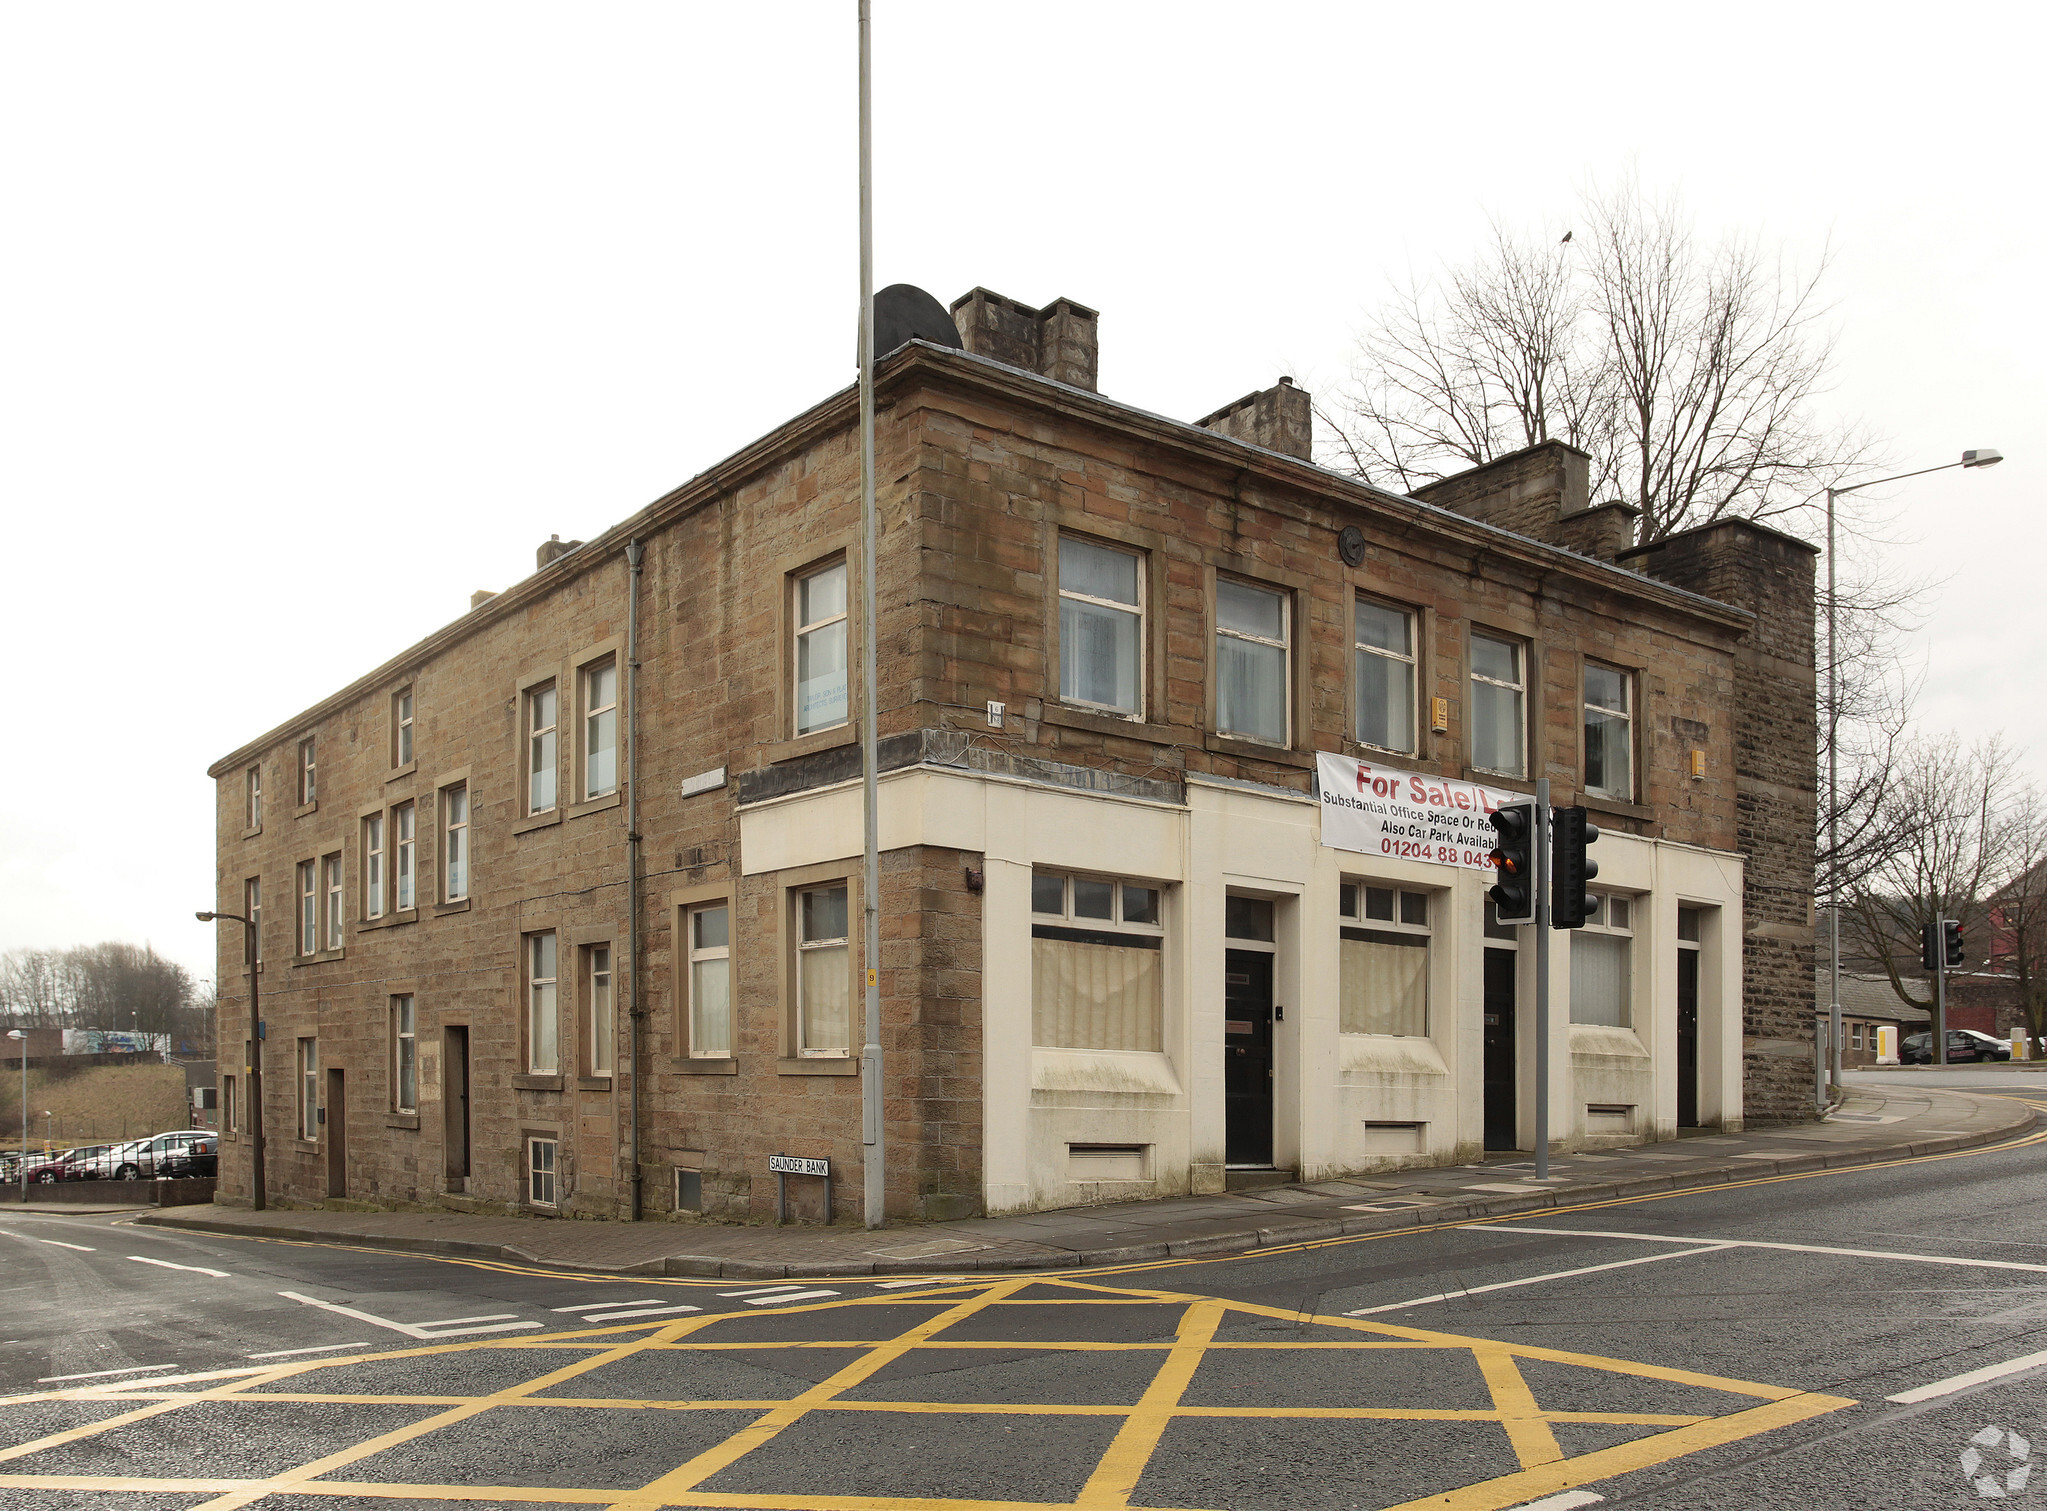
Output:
top-left (1338, 525), bottom-right (1367, 567)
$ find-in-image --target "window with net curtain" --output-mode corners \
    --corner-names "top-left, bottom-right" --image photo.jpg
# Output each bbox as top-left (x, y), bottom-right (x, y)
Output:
top-left (1216, 578), bottom-right (1289, 744)
top-left (1339, 883), bottom-right (1430, 1037)
top-left (1470, 632), bottom-right (1525, 776)
top-left (1354, 598), bottom-right (1416, 753)
top-left (1058, 536), bottom-right (1142, 715)
top-left (1030, 871), bottom-right (1163, 1052)
top-left (1583, 663), bottom-right (1632, 800)
top-left (797, 884), bottom-right (850, 1055)
top-left (1570, 896), bottom-right (1632, 1026)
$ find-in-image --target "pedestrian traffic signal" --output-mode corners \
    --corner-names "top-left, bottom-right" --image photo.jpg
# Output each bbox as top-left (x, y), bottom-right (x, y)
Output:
top-left (1551, 806), bottom-right (1601, 929)
top-left (1921, 921), bottom-right (1941, 972)
top-left (1488, 803), bottom-right (1535, 924)
top-left (1944, 919), bottom-right (1965, 968)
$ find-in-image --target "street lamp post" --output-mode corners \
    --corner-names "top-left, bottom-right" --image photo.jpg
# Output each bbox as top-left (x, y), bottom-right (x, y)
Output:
top-left (1824, 449), bottom-right (2003, 1102)
top-left (196, 909), bottom-right (265, 1210)
top-left (5, 1030), bottom-right (25, 1197)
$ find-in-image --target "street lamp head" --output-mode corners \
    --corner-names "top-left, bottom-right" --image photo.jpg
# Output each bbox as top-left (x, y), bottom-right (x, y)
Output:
top-left (195, 911), bottom-right (216, 923)
top-left (5, 1031), bottom-right (23, 1041)
top-left (1962, 448), bottom-right (2004, 469)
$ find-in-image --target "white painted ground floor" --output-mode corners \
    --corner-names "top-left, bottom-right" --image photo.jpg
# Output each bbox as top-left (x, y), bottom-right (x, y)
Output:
top-left (740, 760), bottom-right (1744, 1217)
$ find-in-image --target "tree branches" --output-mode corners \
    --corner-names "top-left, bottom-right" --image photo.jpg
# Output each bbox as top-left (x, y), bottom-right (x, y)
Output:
top-left (0, 942), bottom-right (205, 1047)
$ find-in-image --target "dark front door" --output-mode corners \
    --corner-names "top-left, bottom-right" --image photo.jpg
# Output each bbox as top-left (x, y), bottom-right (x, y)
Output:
top-left (325, 1069), bottom-right (347, 1198)
top-left (1224, 949), bottom-right (1275, 1166)
top-left (1677, 948), bottom-right (1701, 1127)
top-left (1483, 947), bottom-right (1517, 1151)
top-left (444, 1026), bottom-right (470, 1182)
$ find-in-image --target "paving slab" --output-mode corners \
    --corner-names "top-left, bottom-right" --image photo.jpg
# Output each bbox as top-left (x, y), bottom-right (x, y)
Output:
top-left (133, 1084), bottom-right (2037, 1279)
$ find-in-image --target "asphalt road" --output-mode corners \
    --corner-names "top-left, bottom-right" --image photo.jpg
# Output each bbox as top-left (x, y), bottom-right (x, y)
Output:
top-left (2, 1085), bottom-right (2044, 1511)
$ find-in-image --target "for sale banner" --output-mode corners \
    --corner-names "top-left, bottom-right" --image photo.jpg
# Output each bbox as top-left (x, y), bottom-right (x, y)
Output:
top-left (1315, 752), bottom-right (1523, 873)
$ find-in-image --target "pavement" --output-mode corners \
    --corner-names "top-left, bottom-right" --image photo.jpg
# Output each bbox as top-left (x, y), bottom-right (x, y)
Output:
top-left (134, 1080), bottom-right (2038, 1279)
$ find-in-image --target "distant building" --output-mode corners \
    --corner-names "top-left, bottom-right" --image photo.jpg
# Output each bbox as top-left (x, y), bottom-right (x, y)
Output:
top-left (206, 285), bottom-right (1816, 1223)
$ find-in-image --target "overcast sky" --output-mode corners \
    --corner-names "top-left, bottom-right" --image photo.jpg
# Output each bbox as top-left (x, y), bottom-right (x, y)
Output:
top-left (2, 3), bottom-right (2037, 988)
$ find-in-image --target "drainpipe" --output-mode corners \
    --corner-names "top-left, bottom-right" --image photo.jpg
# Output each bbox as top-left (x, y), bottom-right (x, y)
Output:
top-left (625, 537), bottom-right (645, 1220)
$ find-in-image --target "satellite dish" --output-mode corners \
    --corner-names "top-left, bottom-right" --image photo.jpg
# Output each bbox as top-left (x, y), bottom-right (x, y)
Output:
top-left (869, 284), bottom-right (962, 361)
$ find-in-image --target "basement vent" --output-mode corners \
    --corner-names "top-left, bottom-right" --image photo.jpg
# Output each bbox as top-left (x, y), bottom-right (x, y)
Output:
top-left (1067, 1143), bottom-right (1148, 1181)
top-left (674, 1168), bottom-right (703, 1213)
top-left (1586, 1104), bottom-right (1636, 1132)
top-left (1361, 1121), bottom-right (1425, 1154)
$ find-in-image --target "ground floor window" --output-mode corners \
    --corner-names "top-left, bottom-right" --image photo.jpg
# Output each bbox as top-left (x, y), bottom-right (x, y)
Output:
top-left (1570, 893), bottom-right (1634, 1027)
top-left (1339, 883), bottom-right (1431, 1036)
top-left (297, 1038), bottom-right (318, 1139)
top-left (1031, 870), bottom-right (1164, 1051)
top-left (527, 1136), bottom-right (557, 1207)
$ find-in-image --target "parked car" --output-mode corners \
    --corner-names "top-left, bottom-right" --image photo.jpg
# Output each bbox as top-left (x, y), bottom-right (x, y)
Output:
top-left (20, 1149), bottom-right (88, 1183)
top-left (103, 1131), bottom-right (218, 1179)
top-left (1901, 1029), bottom-right (2012, 1064)
top-left (62, 1143), bottom-right (117, 1179)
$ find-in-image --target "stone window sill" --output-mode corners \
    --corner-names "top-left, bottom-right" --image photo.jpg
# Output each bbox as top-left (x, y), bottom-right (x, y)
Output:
top-left (292, 949), bottom-right (345, 968)
top-left (513, 809), bottom-right (562, 836)
top-left (293, 1138), bottom-right (321, 1153)
top-left (433, 897), bottom-right (473, 916)
top-left (512, 1073), bottom-right (564, 1092)
top-left (1582, 794), bottom-right (1656, 822)
top-left (668, 1056), bottom-right (738, 1075)
top-left (778, 1056), bottom-right (857, 1076)
top-left (385, 1113), bottom-right (420, 1130)
top-left (567, 791), bottom-right (622, 820)
top-left (1203, 732), bottom-right (1315, 770)
top-left (764, 724), bottom-right (857, 766)
top-left (241, 825), bottom-right (262, 841)
top-left (575, 1076), bottom-right (613, 1092)
top-left (386, 760), bottom-right (418, 784)
top-left (358, 909), bottom-right (417, 933)
top-left (1040, 703), bottom-right (1180, 744)
top-left (293, 801), bottom-right (318, 819)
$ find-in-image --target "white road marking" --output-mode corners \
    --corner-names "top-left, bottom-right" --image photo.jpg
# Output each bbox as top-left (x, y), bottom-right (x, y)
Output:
top-left (1480, 1225), bottom-right (2047, 1275)
top-left (246, 1342), bottom-right (375, 1359)
top-left (128, 1256), bottom-right (230, 1278)
top-left (742, 1289), bottom-right (838, 1306)
top-left (278, 1292), bottom-right (542, 1339)
top-left (38, 1240), bottom-right (94, 1252)
top-left (1887, 1346), bottom-right (2047, 1404)
top-left (1345, 1247), bottom-right (1733, 1316)
top-left (38, 1363), bottom-right (180, 1383)
top-left (718, 1285), bottom-right (807, 1297)
top-left (1505, 1492), bottom-right (1605, 1511)
top-left (580, 1305), bottom-right (704, 1322)
top-left (551, 1298), bottom-right (678, 1312)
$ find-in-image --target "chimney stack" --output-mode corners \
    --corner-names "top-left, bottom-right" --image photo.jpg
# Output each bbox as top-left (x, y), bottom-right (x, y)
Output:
top-left (949, 288), bottom-right (1099, 393)
top-left (536, 534), bottom-right (583, 570)
top-left (1195, 377), bottom-right (1312, 461)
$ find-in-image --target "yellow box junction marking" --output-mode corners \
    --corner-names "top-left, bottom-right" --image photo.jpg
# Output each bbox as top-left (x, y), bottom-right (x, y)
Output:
top-left (0, 1271), bottom-right (1852, 1511)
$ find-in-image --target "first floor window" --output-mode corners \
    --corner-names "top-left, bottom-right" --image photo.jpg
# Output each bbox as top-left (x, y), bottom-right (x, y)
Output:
top-left (443, 785), bottom-right (469, 901)
top-left (689, 904), bottom-right (732, 1057)
top-left (1216, 577), bottom-right (1289, 744)
top-left (394, 802), bottom-right (416, 911)
top-left (527, 683), bottom-right (558, 813)
top-left (1030, 870), bottom-right (1164, 1052)
top-left (1471, 632), bottom-right (1526, 777)
top-left (244, 878), bottom-right (262, 964)
top-left (298, 1038), bottom-right (319, 1139)
top-left (1058, 535), bottom-right (1143, 715)
top-left (796, 884), bottom-right (850, 1056)
top-left (1354, 598), bottom-right (1416, 752)
top-left (527, 1136), bottom-right (557, 1207)
top-left (527, 932), bottom-right (559, 1073)
top-left (392, 996), bottom-right (417, 1112)
top-left (587, 944), bottom-right (614, 1073)
top-left (794, 561), bottom-right (849, 734)
top-left (1338, 883), bottom-right (1431, 1037)
top-left (222, 1074), bottom-right (237, 1133)
top-left (298, 736), bottom-right (317, 805)
top-left (1570, 893), bottom-right (1633, 1027)
top-left (322, 853), bottom-right (344, 950)
top-left (583, 658), bottom-right (618, 799)
top-left (297, 861), bottom-right (317, 955)
top-left (1584, 662), bottom-right (1633, 800)
top-left (364, 813), bottom-right (385, 920)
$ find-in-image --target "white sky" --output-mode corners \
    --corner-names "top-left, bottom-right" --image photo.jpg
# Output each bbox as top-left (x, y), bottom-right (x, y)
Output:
top-left (3, 3), bottom-right (2038, 989)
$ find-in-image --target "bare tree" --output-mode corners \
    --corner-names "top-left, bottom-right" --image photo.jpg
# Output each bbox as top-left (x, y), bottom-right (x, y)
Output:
top-left (1844, 734), bottom-right (2024, 1010)
top-left (1322, 177), bottom-right (1878, 547)
top-left (0, 942), bottom-right (199, 1041)
top-left (1986, 797), bottom-right (2047, 1055)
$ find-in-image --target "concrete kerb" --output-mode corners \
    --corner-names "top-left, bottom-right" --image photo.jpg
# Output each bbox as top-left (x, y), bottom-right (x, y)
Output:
top-left (134, 1092), bottom-right (2039, 1279)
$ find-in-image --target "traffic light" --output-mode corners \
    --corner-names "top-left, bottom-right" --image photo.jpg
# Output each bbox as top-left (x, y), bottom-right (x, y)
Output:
top-left (1551, 806), bottom-right (1601, 929)
top-left (1921, 921), bottom-right (1941, 972)
top-left (1944, 919), bottom-right (1965, 968)
top-left (1488, 803), bottom-right (1536, 924)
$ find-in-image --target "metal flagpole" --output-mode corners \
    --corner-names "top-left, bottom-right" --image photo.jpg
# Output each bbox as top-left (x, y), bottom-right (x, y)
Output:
top-left (1534, 778), bottom-right (1551, 1182)
top-left (856, 0), bottom-right (885, 1230)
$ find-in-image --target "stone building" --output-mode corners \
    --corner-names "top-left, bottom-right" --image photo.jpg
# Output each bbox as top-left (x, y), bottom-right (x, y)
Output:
top-left (207, 284), bottom-right (1817, 1223)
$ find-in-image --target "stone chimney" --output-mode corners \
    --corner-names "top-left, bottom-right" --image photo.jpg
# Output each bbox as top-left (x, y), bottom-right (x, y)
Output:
top-left (1411, 440), bottom-right (1591, 542)
top-left (1195, 377), bottom-right (1312, 461)
top-left (949, 288), bottom-right (1099, 392)
top-left (1553, 499), bottom-right (1644, 562)
top-left (470, 590), bottom-right (498, 611)
top-left (536, 534), bottom-right (583, 570)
